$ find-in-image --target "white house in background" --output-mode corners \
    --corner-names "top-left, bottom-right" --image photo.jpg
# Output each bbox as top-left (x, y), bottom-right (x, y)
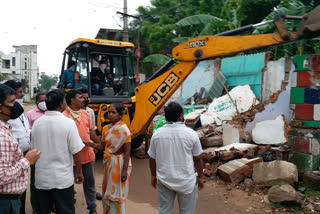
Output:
top-left (0, 45), bottom-right (39, 100)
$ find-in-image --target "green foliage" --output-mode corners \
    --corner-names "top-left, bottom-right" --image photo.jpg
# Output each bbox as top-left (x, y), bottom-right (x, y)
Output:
top-left (251, 0), bottom-right (318, 58)
top-left (176, 15), bottom-right (224, 26)
top-left (39, 74), bottom-right (58, 92)
top-left (143, 54), bottom-right (172, 65)
top-left (132, 0), bottom-right (318, 75)
top-left (305, 188), bottom-right (320, 198)
top-left (172, 37), bottom-right (190, 44)
top-left (0, 74), bottom-right (5, 82)
top-left (270, 201), bottom-right (302, 210)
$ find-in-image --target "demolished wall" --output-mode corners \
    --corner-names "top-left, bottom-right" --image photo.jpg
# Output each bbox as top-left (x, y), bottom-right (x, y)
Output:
top-left (289, 54), bottom-right (320, 172)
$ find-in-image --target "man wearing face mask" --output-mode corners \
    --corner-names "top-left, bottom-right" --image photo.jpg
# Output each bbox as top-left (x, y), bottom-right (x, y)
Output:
top-left (80, 88), bottom-right (97, 131)
top-left (4, 80), bottom-right (31, 214)
top-left (0, 84), bottom-right (41, 214)
top-left (80, 88), bottom-right (103, 200)
top-left (63, 90), bottom-right (101, 214)
top-left (26, 92), bottom-right (46, 214)
top-left (26, 92), bottom-right (47, 129)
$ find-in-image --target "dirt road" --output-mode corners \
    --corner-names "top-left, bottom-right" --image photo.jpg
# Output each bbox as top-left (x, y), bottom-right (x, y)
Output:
top-left (25, 155), bottom-right (268, 214)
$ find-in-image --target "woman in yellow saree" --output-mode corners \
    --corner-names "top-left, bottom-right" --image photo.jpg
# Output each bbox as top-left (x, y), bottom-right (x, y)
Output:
top-left (85, 103), bottom-right (131, 214)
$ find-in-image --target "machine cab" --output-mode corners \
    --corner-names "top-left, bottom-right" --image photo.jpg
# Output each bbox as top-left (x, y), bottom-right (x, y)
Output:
top-left (59, 38), bottom-right (136, 103)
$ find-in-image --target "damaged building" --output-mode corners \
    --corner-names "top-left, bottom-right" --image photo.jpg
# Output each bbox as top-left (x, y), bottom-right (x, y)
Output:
top-left (138, 52), bottom-right (320, 212)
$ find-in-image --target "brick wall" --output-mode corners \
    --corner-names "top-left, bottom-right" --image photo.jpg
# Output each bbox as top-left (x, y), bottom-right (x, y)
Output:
top-left (289, 54), bottom-right (320, 172)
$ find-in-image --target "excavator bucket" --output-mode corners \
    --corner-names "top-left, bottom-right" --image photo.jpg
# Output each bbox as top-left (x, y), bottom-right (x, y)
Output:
top-left (299, 5), bottom-right (320, 39)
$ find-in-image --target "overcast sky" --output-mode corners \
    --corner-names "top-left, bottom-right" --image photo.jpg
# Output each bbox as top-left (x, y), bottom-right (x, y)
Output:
top-left (0, 0), bottom-right (151, 75)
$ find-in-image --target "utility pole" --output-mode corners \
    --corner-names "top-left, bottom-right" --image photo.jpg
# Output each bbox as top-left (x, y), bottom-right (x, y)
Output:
top-left (123, 0), bottom-right (129, 42)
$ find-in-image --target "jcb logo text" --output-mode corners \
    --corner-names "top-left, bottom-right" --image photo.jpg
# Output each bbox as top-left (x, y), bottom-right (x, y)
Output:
top-left (148, 72), bottom-right (179, 106)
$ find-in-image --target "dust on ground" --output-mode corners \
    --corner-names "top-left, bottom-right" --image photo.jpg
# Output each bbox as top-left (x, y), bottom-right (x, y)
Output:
top-left (22, 104), bottom-right (293, 213)
top-left (25, 155), bottom-right (280, 214)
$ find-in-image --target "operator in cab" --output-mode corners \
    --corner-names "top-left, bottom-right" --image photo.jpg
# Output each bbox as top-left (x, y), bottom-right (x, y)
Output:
top-left (59, 61), bottom-right (81, 89)
top-left (91, 56), bottom-right (113, 95)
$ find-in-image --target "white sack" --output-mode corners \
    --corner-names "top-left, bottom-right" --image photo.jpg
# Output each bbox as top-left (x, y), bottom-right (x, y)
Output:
top-left (200, 85), bottom-right (258, 125)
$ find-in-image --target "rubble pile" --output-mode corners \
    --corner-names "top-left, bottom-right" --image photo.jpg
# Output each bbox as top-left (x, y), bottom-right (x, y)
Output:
top-left (141, 83), bottom-right (320, 212)
top-left (183, 85), bottom-right (320, 212)
top-left (231, 89), bottom-right (283, 127)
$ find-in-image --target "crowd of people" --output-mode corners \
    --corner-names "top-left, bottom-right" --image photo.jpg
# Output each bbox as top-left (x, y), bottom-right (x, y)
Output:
top-left (0, 80), bottom-right (204, 214)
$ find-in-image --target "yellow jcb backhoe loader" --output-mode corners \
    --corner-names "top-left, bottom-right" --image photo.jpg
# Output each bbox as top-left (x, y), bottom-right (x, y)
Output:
top-left (59, 6), bottom-right (320, 149)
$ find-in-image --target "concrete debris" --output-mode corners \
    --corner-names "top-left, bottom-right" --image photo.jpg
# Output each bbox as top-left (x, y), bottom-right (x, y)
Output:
top-left (218, 157), bottom-right (262, 184)
top-left (240, 131), bottom-right (252, 144)
top-left (214, 126), bottom-right (223, 133)
top-left (267, 184), bottom-right (300, 203)
top-left (252, 160), bottom-right (298, 186)
top-left (244, 178), bottom-right (253, 187)
top-left (222, 123), bottom-right (240, 146)
top-left (202, 135), bottom-right (223, 147)
top-left (185, 108), bottom-right (206, 127)
top-left (303, 171), bottom-right (320, 190)
top-left (197, 124), bottom-right (223, 148)
top-left (200, 148), bottom-right (217, 163)
top-left (252, 115), bottom-right (288, 145)
top-left (215, 143), bottom-right (262, 163)
top-left (204, 163), bottom-right (212, 177)
top-left (231, 89), bottom-right (283, 128)
top-left (215, 143), bottom-right (258, 153)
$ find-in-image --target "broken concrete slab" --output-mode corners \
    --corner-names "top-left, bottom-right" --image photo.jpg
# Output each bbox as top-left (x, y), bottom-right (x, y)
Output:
top-left (200, 148), bottom-right (218, 163)
top-left (215, 143), bottom-right (258, 153)
top-left (267, 184), bottom-right (300, 203)
top-left (252, 115), bottom-right (287, 145)
top-left (215, 143), bottom-right (259, 162)
top-left (218, 157), bottom-right (262, 184)
top-left (202, 135), bottom-right (223, 147)
top-left (185, 108), bottom-right (206, 127)
top-left (196, 129), bottom-right (205, 139)
top-left (222, 123), bottom-right (240, 146)
top-left (252, 160), bottom-right (298, 186)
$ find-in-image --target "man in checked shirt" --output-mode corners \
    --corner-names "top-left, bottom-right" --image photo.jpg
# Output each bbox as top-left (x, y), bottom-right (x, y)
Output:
top-left (0, 84), bottom-right (40, 214)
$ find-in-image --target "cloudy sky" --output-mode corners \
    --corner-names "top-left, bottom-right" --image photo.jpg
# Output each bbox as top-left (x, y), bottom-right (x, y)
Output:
top-left (0, 0), bottom-right (151, 75)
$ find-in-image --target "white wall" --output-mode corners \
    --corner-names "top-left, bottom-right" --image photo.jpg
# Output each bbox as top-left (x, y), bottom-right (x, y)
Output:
top-left (244, 59), bottom-right (294, 132)
top-left (262, 58), bottom-right (286, 101)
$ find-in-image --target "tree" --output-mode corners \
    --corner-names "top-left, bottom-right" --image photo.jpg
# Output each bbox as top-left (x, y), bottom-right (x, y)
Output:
top-left (132, 0), bottom-right (281, 70)
top-left (39, 74), bottom-right (58, 92)
top-left (252, 0), bottom-right (320, 58)
top-left (0, 56), bottom-right (5, 82)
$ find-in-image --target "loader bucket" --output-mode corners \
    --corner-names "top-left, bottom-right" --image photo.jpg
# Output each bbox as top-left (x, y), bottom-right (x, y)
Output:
top-left (300, 5), bottom-right (320, 39)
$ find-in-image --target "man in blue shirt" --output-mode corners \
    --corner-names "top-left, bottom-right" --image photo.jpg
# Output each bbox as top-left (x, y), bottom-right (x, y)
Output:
top-left (59, 61), bottom-right (80, 89)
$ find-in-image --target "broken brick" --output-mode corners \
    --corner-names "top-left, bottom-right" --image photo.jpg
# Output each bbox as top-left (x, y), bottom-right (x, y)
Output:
top-left (201, 135), bottom-right (223, 147)
top-left (218, 158), bottom-right (262, 184)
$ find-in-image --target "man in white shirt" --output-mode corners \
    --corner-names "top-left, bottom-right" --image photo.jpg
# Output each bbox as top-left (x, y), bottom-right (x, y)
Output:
top-left (31, 89), bottom-right (84, 214)
top-left (4, 80), bottom-right (31, 214)
top-left (148, 102), bottom-right (204, 214)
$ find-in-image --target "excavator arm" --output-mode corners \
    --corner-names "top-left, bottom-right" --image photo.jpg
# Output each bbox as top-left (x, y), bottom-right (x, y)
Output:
top-left (129, 5), bottom-right (320, 138)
